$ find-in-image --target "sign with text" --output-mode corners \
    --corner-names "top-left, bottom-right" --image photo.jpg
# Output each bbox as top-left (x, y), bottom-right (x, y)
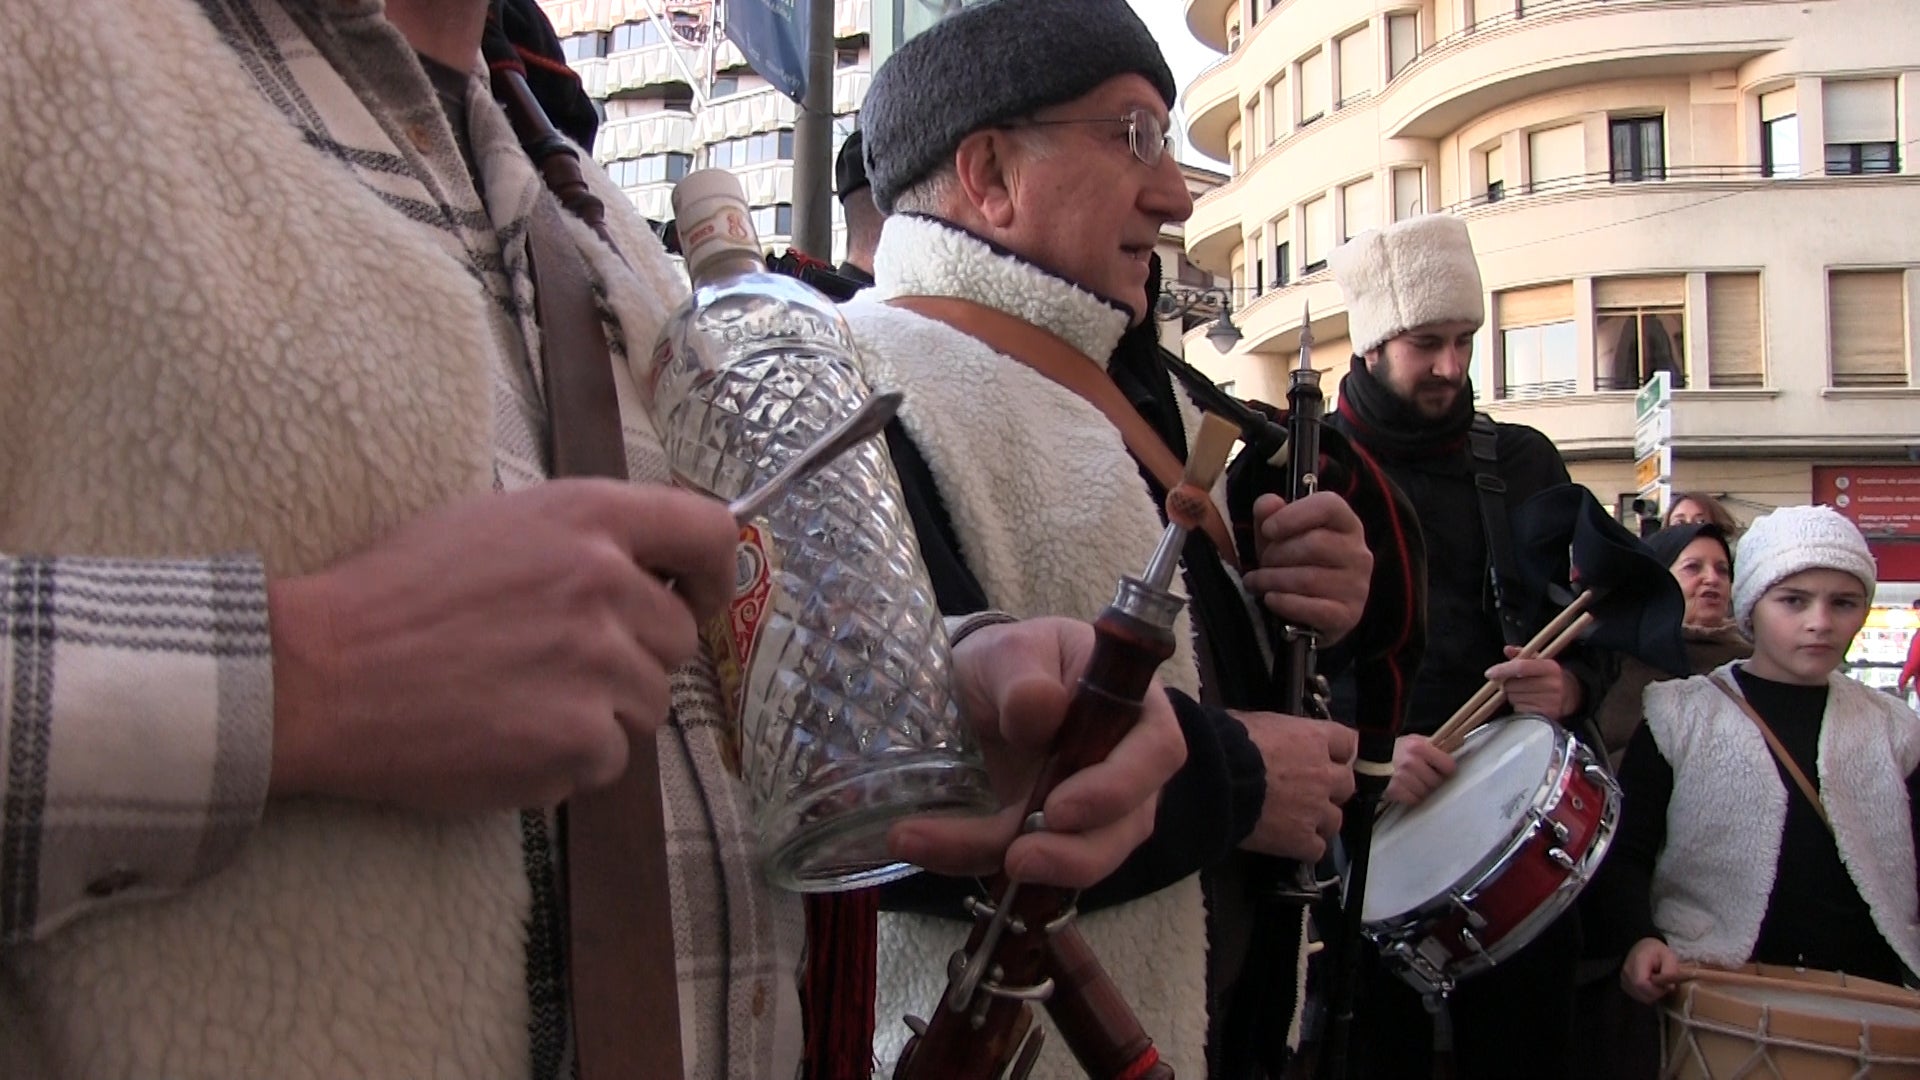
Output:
top-left (1813, 465), bottom-right (1920, 538)
top-left (1633, 371), bottom-right (1673, 505)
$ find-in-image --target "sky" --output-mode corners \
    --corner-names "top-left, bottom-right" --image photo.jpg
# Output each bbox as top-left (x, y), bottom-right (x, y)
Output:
top-left (1127, 0), bottom-right (1228, 166)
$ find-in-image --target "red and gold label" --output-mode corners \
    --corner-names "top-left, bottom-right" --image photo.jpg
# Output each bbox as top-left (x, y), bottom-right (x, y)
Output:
top-left (702, 522), bottom-right (775, 777)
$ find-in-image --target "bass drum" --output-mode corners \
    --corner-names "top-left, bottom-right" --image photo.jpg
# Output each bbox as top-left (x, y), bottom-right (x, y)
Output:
top-left (1362, 715), bottom-right (1619, 995)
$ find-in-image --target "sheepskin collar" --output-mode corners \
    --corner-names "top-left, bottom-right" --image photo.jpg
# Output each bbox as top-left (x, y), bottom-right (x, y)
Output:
top-left (870, 213), bottom-right (1134, 365)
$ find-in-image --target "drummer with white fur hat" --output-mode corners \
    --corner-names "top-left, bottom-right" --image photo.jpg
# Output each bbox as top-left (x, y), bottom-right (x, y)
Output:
top-left (1324, 213), bottom-right (1595, 1075)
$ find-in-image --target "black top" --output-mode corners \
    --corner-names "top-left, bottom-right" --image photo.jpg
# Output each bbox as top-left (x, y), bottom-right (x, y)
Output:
top-left (1588, 665), bottom-right (1919, 984)
top-left (417, 53), bottom-right (483, 192)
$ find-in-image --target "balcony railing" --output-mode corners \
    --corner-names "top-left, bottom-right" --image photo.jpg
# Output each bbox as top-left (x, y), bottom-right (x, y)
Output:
top-left (1440, 164), bottom-right (1770, 213)
top-left (1407, 0), bottom-right (1684, 75)
top-left (1500, 378), bottom-right (1578, 401)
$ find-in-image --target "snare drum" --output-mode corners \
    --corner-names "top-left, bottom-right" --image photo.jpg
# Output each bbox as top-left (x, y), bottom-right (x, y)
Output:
top-left (1362, 715), bottom-right (1619, 995)
top-left (1663, 964), bottom-right (1920, 1078)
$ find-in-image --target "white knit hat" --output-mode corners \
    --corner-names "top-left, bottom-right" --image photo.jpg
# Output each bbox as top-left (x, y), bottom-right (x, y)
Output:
top-left (1327, 214), bottom-right (1486, 356)
top-left (1732, 504), bottom-right (1877, 633)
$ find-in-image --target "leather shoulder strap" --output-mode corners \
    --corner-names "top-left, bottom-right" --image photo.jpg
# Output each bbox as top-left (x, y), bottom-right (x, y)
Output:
top-left (886, 294), bottom-right (1239, 569)
top-left (528, 194), bottom-right (687, 1080)
top-left (1709, 674), bottom-right (1834, 834)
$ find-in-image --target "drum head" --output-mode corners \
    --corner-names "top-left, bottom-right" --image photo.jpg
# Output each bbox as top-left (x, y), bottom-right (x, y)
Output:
top-left (1363, 717), bottom-right (1558, 924)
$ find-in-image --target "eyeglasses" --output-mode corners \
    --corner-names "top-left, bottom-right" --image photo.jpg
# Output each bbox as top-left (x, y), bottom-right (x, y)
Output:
top-left (1002, 107), bottom-right (1175, 169)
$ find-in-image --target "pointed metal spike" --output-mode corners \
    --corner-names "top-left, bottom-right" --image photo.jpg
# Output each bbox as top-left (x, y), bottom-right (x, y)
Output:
top-left (1297, 302), bottom-right (1315, 368)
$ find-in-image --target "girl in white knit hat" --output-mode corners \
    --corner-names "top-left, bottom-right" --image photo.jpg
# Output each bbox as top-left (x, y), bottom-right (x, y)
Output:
top-left (1587, 505), bottom-right (1920, 1017)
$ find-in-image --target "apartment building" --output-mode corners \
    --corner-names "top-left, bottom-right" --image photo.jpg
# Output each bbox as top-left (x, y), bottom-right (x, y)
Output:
top-left (1179, 0), bottom-right (1920, 570)
top-left (539, 0), bottom-right (874, 259)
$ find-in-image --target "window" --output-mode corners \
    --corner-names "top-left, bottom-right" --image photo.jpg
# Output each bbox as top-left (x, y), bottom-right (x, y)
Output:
top-left (1706, 273), bottom-right (1765, 388)
top-left (835, 47), bottom-right (861, 69)
top-left (1594, 276), bottom-right (1686, 391)
top-left (1229, 135), bottom-right (1243, 173)
top-left (605, 152), bottom-right (694, 188)
top-left (610, 20), bottom-right (664, 52)
top-left (1271, 212), bottom-right (1292, 288)
top-left (1470, 329), bottom-right (1493, 402)
top-left (1227, 15), bottom-right (1243, 53)
top-left (705, 130), bottom-right (795, 170)
top-left (709, 76), bottom-right (741, 98)
top-left (561, 31), bottom-right (608, 61)
top-left (1528, 123), bottom-right (1585, 193)
top-left (1484, 144), bottom-right (1505, 204)
top-left (1300, 49), bottom-right (1329, 124)
top-left (1303, 196), bottom-right (1334, 273)
top-left (1341, 177), bottom-right (1377, 241)
top-left (1266, 72), bottom-right (1290, 145)
top-left (1610, 116), bottom-right (1665, 182)
top-left (1388, 13), bottom-right (1419, 79)
top-left (1254, 257), bottom-right (1265, 297)
top-left (1498, 283), bottom-right (1576, 399)
top-left (1829, 270), bottom-right (1908, 387)
top-left (1824, 79), bottom-right (1900, 175)
top-left (750, 203), bottom-right (795, 238)
top-left (1760, 87), bottom-right (1800, 178)
top-left (1337, 26), bottom-right (1374, 106)
top-left (1827, 142), bottom-right (1898, 175)
top-left (1245, 100), bottom-right (1261, 156)
top-left (1392, 167), bottom-right (1423, 220)
top-left (1218, 380), bottom-right (1238, 397)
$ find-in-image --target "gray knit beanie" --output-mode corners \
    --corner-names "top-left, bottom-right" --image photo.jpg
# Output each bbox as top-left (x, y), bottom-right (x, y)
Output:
top-left (861, 0), bottom-right (1177, 213)
top-left (1731, 505), bottom-right (1877, 634)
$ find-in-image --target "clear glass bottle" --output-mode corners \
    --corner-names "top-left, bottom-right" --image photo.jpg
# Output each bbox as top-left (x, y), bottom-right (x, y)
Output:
top-left (645, 170), bottom-right (993, 892)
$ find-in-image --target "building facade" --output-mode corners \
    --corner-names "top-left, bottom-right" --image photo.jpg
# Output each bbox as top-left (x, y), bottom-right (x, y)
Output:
top-left (1178, 0), bottom-right (1920, 561)
top-left (540, 0), bottom-right (874, 259)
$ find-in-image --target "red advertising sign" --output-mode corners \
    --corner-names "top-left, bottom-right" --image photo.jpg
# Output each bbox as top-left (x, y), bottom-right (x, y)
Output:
top-left (1813, 465), bottom-right (1920, 538)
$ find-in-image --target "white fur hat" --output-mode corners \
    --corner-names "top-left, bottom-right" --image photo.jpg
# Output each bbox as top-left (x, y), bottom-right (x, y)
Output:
top-left (1328, 214), bottom-right (1486, 356)
top-left (1732, 504), bottom-right (1877, 633)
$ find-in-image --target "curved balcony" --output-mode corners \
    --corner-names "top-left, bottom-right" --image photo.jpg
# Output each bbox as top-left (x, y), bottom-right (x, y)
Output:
top-left (1184, 0), bottom-right (1235, 54)
top-left (595, 111), bottom-right (697, 161)
top-left (592, 45), bottom-right (696, 100)
top-left (1377, 0), bottom-right (1796, 139)
top-left (1183, 56), bottom-right (1242, 163)
top-left (549, 0), bottom-right (870, 40)
top-left (692, 70), bottom-right (871, 142)
top-left (1184, 181), bottom-right (1245, 274)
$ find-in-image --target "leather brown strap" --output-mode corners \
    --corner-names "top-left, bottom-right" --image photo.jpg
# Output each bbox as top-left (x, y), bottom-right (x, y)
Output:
top-left (528, 194), bottom-right (687, 1080)
top-left (1709, 674), bottom-right (1834, 834)
top-left (887, 295), bottom-right (1240, 569)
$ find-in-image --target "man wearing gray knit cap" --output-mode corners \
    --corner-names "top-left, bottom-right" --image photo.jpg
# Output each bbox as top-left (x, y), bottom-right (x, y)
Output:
top-left (844, 1), bottom-right (1381, 1075)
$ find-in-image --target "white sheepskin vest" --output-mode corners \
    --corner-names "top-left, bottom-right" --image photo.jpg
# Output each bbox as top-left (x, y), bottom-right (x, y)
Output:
top-left (1643, 663), bottom-right (1920, 972)
top-left (844, 214), bottom-right (1212, 1079)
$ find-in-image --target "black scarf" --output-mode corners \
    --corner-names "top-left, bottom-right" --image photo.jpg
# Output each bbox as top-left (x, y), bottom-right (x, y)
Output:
top-left (1334, 353), bottom-right (1476, 462)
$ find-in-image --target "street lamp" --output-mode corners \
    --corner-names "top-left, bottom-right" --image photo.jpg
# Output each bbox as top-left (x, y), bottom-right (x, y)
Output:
top-left (1156, 286), bottom-right (1243, 351)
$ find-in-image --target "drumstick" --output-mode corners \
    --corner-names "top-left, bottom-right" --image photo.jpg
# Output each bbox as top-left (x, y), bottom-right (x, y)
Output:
top-left (1433, 612), bottom-right (1595, 754)
top-left (1672, 966), bottom-right (1920, 1011)
top-left (1428, 590), bottom-right (1596, 749)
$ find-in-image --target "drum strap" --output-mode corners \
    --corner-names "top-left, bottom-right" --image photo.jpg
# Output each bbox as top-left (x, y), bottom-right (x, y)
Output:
top-left (1710, 676), bottom-right (1833, 834)
top-left (1468, 414), bottom-right (1530, 648)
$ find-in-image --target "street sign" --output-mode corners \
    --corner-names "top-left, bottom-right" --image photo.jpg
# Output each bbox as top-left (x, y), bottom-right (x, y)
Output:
top-left (1633, 371), bottom-right (1673, 511)
top-left (1635, 369), bottom-right (1672, 423)
top-left (1634, 408), bottom-right (1672, 461)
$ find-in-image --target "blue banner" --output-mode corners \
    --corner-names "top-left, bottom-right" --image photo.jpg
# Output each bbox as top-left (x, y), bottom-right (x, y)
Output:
top-left (724, 0), bottom-right (809, 102)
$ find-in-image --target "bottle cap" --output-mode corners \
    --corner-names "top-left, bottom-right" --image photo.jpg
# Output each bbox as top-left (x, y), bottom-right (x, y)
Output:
top-left (672, 169), bottom-right (761, 275)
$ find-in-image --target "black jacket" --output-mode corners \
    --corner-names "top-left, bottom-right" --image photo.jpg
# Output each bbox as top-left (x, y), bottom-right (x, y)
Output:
top-left (1325, 411), bottom-right (1585, 736)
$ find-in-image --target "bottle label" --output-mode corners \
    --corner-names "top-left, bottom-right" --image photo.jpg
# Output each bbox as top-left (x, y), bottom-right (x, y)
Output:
top-left (681, 205), bottom-right (758, 275)
top-left (701, 522), bottom-right (775, 777)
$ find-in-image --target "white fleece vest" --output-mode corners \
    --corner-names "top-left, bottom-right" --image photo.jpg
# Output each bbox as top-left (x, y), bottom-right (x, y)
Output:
top-left (844, 215), bottom-right (1213, 1079)
top-left (1644, 663), bottom-right (1920, 972)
